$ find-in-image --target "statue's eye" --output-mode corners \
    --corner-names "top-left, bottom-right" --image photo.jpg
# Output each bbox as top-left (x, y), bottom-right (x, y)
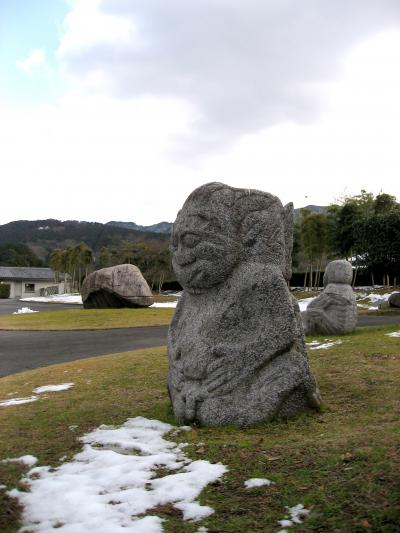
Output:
top-left (181, 233), bottom-right (201, 248)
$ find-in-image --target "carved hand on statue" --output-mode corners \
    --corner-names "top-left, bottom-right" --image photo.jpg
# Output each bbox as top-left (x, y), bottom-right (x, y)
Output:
top-left (204, 345), bottom-right (239, 396)
top-left (168, 358), bottom-right (184, 392)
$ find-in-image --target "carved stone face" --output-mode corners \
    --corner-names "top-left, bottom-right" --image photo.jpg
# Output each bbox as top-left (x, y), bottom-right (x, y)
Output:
top-left (170, 203), bottom-right (241, 293)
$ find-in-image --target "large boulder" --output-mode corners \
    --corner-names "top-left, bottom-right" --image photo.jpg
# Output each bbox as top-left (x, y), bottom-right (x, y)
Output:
top-left (167, 182), bottom-right (321, 427)
top-left (388, 292), bottom-right (400, 308)
top-left (81, 264), bottom-right (154, 309)
top-left (302, 260), bottom-right (357, 335)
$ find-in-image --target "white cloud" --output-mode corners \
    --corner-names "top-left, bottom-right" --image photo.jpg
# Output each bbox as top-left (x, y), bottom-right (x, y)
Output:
top-left (1, 2), bottom-right (400, 226)
top-left (57, 0), bottom-right (134, 57)
top-left (16, 49), bottom-right (46, 74)
top-left (56, 0), bottom-right (400, 152)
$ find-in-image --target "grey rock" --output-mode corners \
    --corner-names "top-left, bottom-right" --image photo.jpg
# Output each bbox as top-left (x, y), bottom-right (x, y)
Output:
top-left (302, 260), bottom-right (357, 335)
top-left (388, 292), bottom-right (400, 308)
top-left (81, 264), bottom-right (154, 309)
top-left (167, 182), bottom-right (321, 427)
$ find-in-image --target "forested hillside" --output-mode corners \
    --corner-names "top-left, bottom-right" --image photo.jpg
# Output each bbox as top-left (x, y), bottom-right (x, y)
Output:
top-left (0, 219), bottom-right (169, 263)
top-left (1, 192), bottom-right (398, 291)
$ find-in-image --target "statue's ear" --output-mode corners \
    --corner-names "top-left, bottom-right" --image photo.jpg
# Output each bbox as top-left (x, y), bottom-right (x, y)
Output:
top-left (283, 203), bottom-right (294, 281)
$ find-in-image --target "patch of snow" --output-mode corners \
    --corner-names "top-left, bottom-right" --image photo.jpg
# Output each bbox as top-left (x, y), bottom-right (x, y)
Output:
top-left (21, 293), bottom-right (83, 304)
top-left (175, 500), bottom-right (215, 521)
top-left (0, 484), bottom-right (6, 490)
top-left (297, 297), bottom-right (316, 312)
top-left (33, 383), bottom-right (74, 394)
top-left (244, 478), bottom-right (273, 489)
top-left (363, 292), bottom-right (393, 303)
top-left (307, 339), bottom-right (343, 350)
top-left (277, 503), bottom-right (310, 529)
top-left (0, 396), bottom-right (38, 407)
top-left (12, 307), bottom-right (39, 315)
top-left (195, 528), bottom-right (208, 533)
top-left (385, 331), bottom-right (400, 338)
top-left (9, 417), bottom-right (227, 532)
top-left (278, 519), bottom-right (293, 527)
top-left (1, 455), bottom-right (38, 467)
top-left (150, 301), bottom-right (177, 308)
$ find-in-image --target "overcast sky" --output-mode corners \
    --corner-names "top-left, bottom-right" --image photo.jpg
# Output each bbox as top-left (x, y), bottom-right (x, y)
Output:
top-left (1, 0), bottom-right (400, 225)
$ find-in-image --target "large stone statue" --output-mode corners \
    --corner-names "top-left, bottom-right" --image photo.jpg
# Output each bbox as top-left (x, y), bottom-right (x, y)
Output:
top-left (81, 264), bottom-right (154, 309)
top-left (167, 182), bottom-right (321, 427)
top-left (302, 260), bottom-right (357, 335)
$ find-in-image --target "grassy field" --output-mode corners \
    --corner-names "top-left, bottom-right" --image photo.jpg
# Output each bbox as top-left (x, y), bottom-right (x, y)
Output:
top-left (1, 325), bottom-right (400, 532)
top-left (0, 307), bottom-right (175, 330)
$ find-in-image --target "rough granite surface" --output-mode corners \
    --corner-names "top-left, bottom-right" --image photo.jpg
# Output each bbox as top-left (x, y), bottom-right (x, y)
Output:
top-left (81, 264), bottom-right (154, 309)
top-left (167, 182), bottom-right (321, 427)
top-left (388, 292), bottom-right (400, 308)
top-left (302, 260), bottom-right (357, 335)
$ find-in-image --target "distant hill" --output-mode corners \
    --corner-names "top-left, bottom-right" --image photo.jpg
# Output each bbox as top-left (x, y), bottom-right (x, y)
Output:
top-left (293, 205), bottom-right (328, 218)
top-left (107, 221), bottom-right (173, 234)
top-left (0, 206), bottom-right (327, 264)
top-left (0, 219), bottom-right (169, 263)
top-left (109, 206), bottom-right (327, 233)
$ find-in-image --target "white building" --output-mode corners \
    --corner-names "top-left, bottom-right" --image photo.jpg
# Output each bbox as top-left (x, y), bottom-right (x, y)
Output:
top-left (0, 267), bottom-right (65, 298)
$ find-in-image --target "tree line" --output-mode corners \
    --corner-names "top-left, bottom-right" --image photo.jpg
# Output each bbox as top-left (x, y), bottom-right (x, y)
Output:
top-left (50, 243), bottom-right (93, 292)
top-left (49, 240), bottom-right (174, 293)
top-left (295, 191), bottom-right (400, 289)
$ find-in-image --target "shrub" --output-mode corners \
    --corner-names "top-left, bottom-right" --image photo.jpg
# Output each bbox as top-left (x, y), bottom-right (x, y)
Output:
top-left (0, 284), bottom-right (10, 298)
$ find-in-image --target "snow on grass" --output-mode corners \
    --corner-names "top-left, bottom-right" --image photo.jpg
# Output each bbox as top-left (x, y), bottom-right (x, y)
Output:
top-left (8, 417), bottom-right (227, 532)
top-left (355, 291), bottom-right (397, 310)
top-left (277, 503), bottom-right (310, 530)
top-left (20, 293), bottom-right (83, 304)
top-left (297, 297), bottom-right (316, 312)
top-left (12, 307), bottom-right (39, 314)
top-left (1, 455), bottom-right (38, 467)
top-left (307, 339), bottom-right (343, 350)
top-left (0, 396), bottom-right (38, 407)
top-left (244, 478), bottom-right (274, 488)
top-left (385, 331), bottom-right (400, 338)
top-left (363, 292), bottom-right (393, 303)
top-left (1, 383), bottom-right (74, 407)
top-left (150, 301), bottom-right (177, 308)
top-left (33, 383), bottom-right (74, 394)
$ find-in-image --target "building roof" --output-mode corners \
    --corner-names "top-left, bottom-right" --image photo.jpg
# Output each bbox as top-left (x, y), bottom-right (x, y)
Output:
top-left (0, 267), bottom-right (56, 281)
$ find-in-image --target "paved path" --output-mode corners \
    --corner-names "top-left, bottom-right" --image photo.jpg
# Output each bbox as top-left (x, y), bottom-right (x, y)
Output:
top-left (357, 315), bottom-right (400, 327)
top-left (0, 315), bottom-right (398, 379)
top-left (0, 326), bottom-right (169, 378)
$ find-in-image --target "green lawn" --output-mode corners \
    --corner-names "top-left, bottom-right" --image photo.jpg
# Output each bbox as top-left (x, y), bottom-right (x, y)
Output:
top-left (1, 325), bottom-right (399, 532)
top-left (0, 307), bottom-right (175, 330)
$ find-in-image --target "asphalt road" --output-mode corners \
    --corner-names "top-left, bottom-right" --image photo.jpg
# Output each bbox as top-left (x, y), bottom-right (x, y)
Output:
top-left (0, 326), bottom-right (169, 378)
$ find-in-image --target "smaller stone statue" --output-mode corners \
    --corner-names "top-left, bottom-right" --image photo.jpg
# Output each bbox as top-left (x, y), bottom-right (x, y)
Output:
top-left (302, 260), bottom-right (357, 335)
top-left (81, 264), bottom-right (154, 309)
